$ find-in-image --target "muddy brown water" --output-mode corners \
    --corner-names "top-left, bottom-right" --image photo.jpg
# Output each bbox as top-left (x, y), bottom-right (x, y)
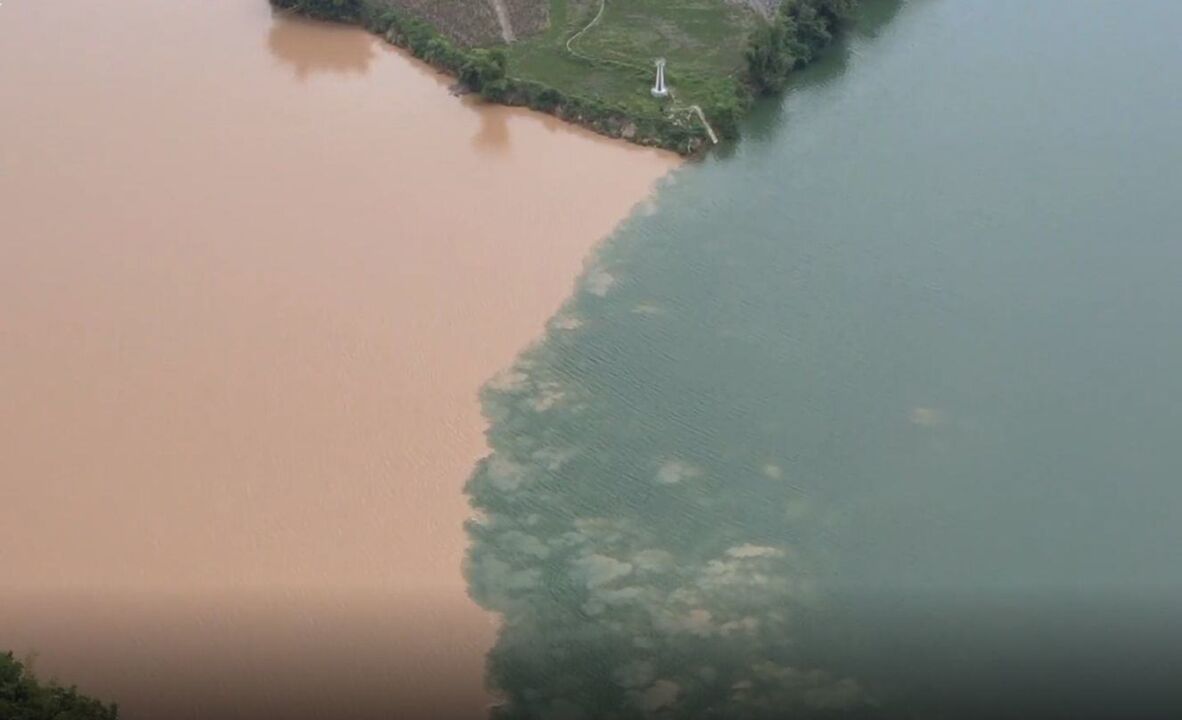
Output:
top-left (0, 1), bottom-right (675, 717)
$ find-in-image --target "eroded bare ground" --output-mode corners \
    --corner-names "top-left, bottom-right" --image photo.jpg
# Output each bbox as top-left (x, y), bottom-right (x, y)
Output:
top-left (371, 0), bottom-right (500, 46)
top-left (371, 0), bottom-right (549, 47)
top-left (726, 0), bottom-right (778, 21)
top-left (502, 0), bottom-right (550, 39)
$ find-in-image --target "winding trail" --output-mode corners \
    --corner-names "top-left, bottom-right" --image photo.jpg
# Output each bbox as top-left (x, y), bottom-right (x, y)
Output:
top-left (565, 0), bottom-right (618, 65)
top-left (563, 0), bottom-right (718, 144)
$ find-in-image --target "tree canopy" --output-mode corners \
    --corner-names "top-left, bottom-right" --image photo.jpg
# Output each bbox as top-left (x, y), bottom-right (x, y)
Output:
top-left (272, 0), bottom-right (364, 22)
top-left (746, 0), bottom-right (859, 92)
top-left (0, 652), bottom-right (118, 720)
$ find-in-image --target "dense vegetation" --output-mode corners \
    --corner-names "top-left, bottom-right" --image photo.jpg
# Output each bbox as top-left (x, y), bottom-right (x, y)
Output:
top-left (270, 0), bottom-right (858, 154)
top-left (272, 0), bottom-right (364, 21)
top-left (1, 652), bottom-right (118, 720)
top-left (746, 0), bottom-right (858, 93)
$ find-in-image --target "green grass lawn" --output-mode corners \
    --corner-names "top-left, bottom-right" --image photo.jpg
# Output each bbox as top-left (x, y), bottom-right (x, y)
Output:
top-left (506, 0), bottom-right (758, 116)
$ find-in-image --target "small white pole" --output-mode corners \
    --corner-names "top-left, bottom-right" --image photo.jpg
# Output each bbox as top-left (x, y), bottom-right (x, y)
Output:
top-left (651, 58), bottom-right (669, 98)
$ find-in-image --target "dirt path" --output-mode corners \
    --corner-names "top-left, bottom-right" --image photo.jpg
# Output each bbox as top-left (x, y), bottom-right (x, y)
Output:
top-left (563, 1), bottom-right (718, 145)
top-left (490, 0), bottom-right (517, 43)
top-left (565, 0), bottom-right (609, 61)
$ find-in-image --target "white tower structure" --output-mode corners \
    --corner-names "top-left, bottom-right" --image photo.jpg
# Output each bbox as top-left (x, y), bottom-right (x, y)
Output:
top-left (651, 58), bottom-right (669, 98)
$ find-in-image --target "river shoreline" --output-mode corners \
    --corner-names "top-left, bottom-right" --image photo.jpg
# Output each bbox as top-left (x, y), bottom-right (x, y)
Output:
top-left (271, 0), bottom-right (857, 156)
top-left (0, 1), bottom-right (676, 717)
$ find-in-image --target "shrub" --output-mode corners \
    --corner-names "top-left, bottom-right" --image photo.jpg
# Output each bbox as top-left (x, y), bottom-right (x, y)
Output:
top-left (0, 652), bottom-right (119, 720)
top-left (459, 49), bottom-right (507, 92)
top-left (271, 0), bottom-right (363, 22)
top-left (745, 0), bottom-right (859, 93)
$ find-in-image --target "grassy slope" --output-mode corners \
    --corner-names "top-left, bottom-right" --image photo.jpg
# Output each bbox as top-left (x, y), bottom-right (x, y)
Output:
top-left (280, 0), bottom-right (853, 152)
top-left (276, 0), bottom-right (711, 150)
top-left (507, 0), bottom-right (756, 119)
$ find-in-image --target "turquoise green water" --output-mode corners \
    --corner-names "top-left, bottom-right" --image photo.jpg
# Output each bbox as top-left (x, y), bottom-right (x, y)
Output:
top-left (465, 1), bottom-right (1182, 716)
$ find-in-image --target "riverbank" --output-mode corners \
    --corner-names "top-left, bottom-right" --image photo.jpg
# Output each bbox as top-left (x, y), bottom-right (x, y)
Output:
top-left (0, 1), bottom-right (676, 717)
top-left (272, 0), bottom-right (859, 155)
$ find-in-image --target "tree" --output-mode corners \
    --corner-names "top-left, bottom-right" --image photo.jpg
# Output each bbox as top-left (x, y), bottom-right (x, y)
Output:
top-left (460, 49), bottom-right (508, 93)
top-left (745, 0), bottom-right (857, 94)
top-left (271, 0), bottom-right (364, 22)
top-left (0, 652), bottom-right (119, 720)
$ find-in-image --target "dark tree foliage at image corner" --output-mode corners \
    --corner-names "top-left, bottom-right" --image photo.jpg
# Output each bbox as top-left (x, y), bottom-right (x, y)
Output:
top-left (0, 652), bottom-right (118, 720)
